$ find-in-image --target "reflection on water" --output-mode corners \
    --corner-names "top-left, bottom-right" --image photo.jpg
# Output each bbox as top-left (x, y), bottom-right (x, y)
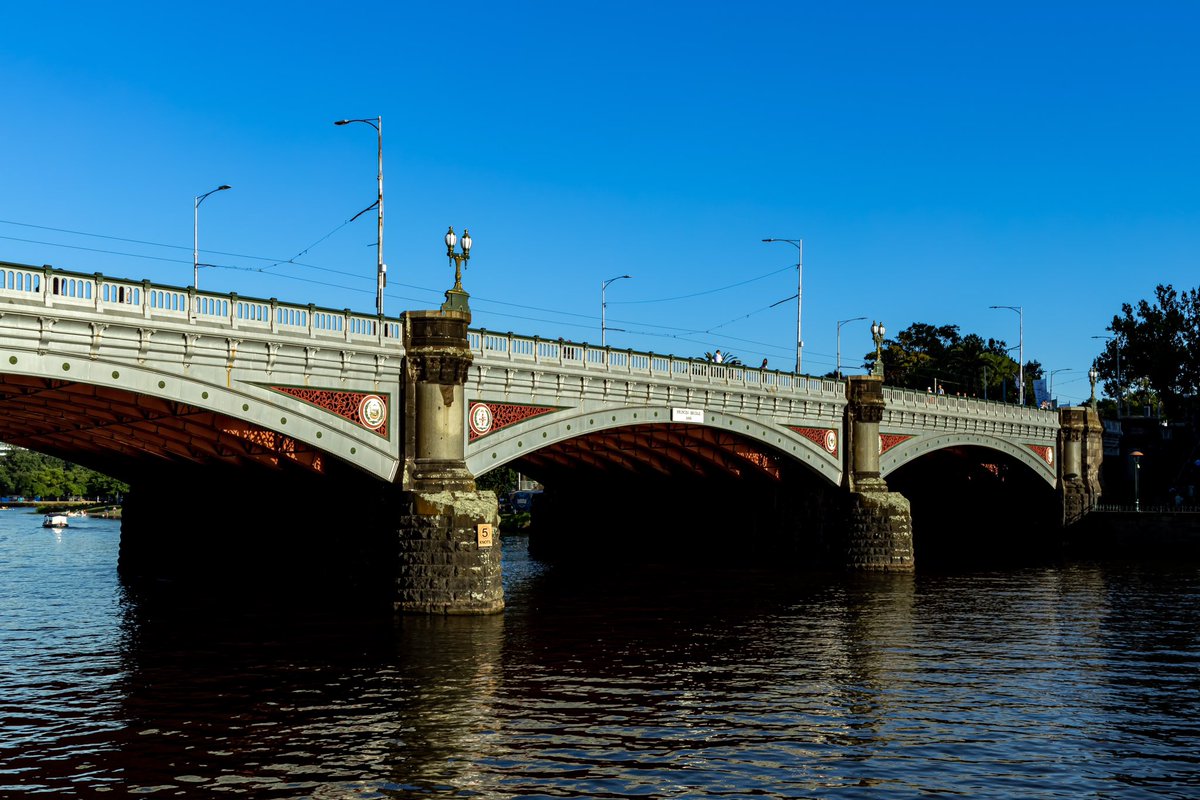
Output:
top-left (1, 511), bottom-right (1199, 798)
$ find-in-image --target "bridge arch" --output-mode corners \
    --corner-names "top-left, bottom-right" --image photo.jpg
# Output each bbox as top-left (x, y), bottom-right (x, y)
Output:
top-left (466, 403), bottom-right (844, 486)
top-left (0, 351), bottom-right (399, 482)
top-left (881, 431), bottom-right (1057, 487)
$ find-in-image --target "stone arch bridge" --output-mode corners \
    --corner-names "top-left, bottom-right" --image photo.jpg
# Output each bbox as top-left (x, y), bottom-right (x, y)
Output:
top-left (0, 262), bottom-right (1103, 613)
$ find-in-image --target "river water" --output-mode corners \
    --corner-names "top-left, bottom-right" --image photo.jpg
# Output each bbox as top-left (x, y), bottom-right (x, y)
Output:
top-left (2, 510), bottom-right (1199, 799)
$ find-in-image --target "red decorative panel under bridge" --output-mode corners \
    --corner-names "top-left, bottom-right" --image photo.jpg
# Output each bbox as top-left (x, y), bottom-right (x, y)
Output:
top-left (880, 433), bottom-right (914, 455)
top-left (787, 426), bottom-right (839, 459)
top-left (468, 401), bottom-right (560, 441)
top-left (268, 386), bottom-right (389, 437)
top-left (1026, 444), bottom-right (1055, 466)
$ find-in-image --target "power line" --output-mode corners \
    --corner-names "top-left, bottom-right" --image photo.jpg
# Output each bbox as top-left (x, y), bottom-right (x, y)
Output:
top-left (0, 217), bottom-right (826, 359)
top-left (608, 263), bottom-right (795, 304)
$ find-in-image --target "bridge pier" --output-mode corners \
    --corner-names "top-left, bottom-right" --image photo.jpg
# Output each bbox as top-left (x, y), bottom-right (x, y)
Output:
top-left (1058, 405), bottom-right (1104, 524)
top-left (843, 376), bottom-right (914, 571)
top-left (397, 311), bottom-right (502, 615)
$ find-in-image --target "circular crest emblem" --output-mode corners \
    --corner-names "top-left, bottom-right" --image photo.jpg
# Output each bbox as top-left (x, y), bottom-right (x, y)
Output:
top-left (358, 394), bottom-right (387, 430)
top-left (1046, 447), bottom-right (1054, 466)
top-left (824, 429), bottom-right (838, 454)
top-left (469, 402), bottom-right (494, 435)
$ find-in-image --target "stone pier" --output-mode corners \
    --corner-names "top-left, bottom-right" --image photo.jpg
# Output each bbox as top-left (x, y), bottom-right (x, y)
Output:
top-left (397, 310), bottom-right (503, 615)
top-left (1058, 405), bottom-right (1104, 525)
top-left (843, 376), bottom-right (914, 570)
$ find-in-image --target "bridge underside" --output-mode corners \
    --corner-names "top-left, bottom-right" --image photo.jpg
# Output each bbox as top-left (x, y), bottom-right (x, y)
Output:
top-left (888, 444), bottom-right (1061, 565)
top-left (492, 423), bottom-right (843, 568)
top-left (0, 372), bottom-right (336, 482)
top-left (510, 423), bottom-right (788, 483)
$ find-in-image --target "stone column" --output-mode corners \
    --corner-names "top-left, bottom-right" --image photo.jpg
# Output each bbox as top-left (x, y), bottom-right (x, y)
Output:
top-left (1059, 405), bottom-right (1104, 525)
top-left (395, 310), bottom-right (502, 615)
top-left (843, 376), bottom-right (914, 571)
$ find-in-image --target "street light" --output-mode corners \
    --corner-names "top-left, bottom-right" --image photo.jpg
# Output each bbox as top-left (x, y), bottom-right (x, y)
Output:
top-left (1089, 365), bottom-right (1099, 407)
top-left (442, 226), bottom-right (472, 313)
top-left (871, 320), bottom-right (887, 378)
top-left (335, 116), bottom-right (386, 316)
top-left (990, 305), bottom-right (1024, 405)
top-left (1092, 334), bottom-right (1123, 415)
top-left (1130, 449), bottom-right (1144, 511)
top-left (193, 184), bottom-right (231, 289)
top-left (836, 316), bottom-right (867, 379)
top-left (601, 274), bottom-right (632, 347)
top-left (762, 237), bottom-right (803, 374)
top-left (1048, 368), bottom-right (1073, 405)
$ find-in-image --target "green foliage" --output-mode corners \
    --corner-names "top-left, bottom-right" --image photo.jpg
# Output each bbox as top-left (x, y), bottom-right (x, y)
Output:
top-left (703, 350), bottom-right (743, 366)
top-left (1096, 284), bottom-right (1200, 419)
top-left (0, 447), bottom-right (127, 499)
top-left (864, 323), bottom-right (1032, 401)
top-left (476, 466), bottom-right (518, 496)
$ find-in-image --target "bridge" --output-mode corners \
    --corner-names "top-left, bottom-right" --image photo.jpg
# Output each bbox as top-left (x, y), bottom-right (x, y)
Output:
top-left (0, 261), bottom-right (1104, 613)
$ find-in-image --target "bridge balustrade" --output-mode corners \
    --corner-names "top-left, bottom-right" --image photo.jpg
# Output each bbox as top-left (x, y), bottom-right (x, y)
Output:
top-left (101, 283), bottom-right (140, 305)
top-left (0, 268), bottom-right (41, 293)
top-left (0, 262), bottom-right (403, 347)
top-left (468, 329), bottom-right (843, 399)
top-left (882, 387), bottom-right (1058, 425)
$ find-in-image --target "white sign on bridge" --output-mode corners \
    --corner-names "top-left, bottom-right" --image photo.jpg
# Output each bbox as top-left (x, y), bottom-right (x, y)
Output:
top-left (671, 408), bottom-right (705, 424)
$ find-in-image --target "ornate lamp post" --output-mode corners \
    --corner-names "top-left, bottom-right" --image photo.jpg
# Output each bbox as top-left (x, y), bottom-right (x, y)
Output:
top-left (990, 304), bottom-right (1024, 405)
top-left (334, 116), bottom-right (385, 315)
top-left (1089, 365), bottom-right (1099, 407)
top-left (836, 316), bottom-right (866, 379)
top-left (193, 184), bottom-right (231, 288)
top-left (442, 226), bottom-right (472, 314)
top-left (601, 274), bottom-right (632, 347)
top-left (761, 237), bottom-right (804, 374)
top-left (871, 320), bottom-right (886, 378)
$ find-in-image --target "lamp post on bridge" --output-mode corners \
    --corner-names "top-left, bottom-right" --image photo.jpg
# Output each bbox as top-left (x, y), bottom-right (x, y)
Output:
top-left (442, 226), bottom-right (473, 314)
top-left (990, 304), bottom-right (1024, 405)
top-left (601, 274), bottom-right (632, 347)
top-left (836, 316), bottom-right (866, 379)
top-left (193, 184), bottom-right (231, 289)
top-left (334, 116), bottom-right (386, 316)
top-left (1089, 365), bottom-right (1099, 407)
top-left (762, 237), bottom-right (803, 375)
top-left (870, 320), bottom-right (886, 378)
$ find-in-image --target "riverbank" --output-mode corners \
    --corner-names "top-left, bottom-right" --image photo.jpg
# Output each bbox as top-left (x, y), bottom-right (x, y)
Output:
top-left (1068, 509), bottom-right (1200, 558)
top-left (0, 500), bottom-right (123, 519)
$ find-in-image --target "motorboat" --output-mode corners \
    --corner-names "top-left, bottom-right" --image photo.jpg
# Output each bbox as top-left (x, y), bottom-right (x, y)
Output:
top-left (42, 514), bottom-right (69, 528)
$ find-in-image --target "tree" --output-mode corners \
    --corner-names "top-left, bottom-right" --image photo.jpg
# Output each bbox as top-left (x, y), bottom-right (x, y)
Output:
top-left (1097, 284), bottom-right (1200, 418)
top-left (864, 322), bottom-right (1022, 400)
top-left (0, 447), bottom-right (128, 499)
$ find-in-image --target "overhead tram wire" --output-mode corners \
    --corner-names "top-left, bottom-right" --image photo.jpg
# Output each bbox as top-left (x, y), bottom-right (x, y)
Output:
top-left (604, 263), bottom-right (796, 305)
top-left (0, 232), bottom-right (810, 359)
top-left (1, 217), bottom-right (821, 358)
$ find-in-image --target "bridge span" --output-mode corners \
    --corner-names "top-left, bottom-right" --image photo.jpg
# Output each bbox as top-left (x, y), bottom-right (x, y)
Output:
top-left (0, 262), bottom-right (1104, 613)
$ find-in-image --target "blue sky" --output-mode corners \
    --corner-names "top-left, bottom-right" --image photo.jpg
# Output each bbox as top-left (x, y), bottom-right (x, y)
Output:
top-left (2, 2), bottom-right (1197, 404)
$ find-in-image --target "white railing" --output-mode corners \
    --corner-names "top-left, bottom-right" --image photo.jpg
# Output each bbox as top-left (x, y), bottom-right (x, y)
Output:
top-left (0, 261), bottom-right (402, 345)
top-left (883, 386), bottom-right (1059, 424)
top-left (468, 328), bottom-right (844, 399)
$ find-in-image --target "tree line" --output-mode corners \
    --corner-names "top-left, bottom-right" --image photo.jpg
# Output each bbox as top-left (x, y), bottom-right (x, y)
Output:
top-left (1094, 283), bottom-right (1199, 420)
top-left (0, 447), bottom-right (128, 500)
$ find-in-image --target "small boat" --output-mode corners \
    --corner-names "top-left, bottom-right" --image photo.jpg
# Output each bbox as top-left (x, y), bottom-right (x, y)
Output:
top-left (42, 514), bottom-right (69, 528)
